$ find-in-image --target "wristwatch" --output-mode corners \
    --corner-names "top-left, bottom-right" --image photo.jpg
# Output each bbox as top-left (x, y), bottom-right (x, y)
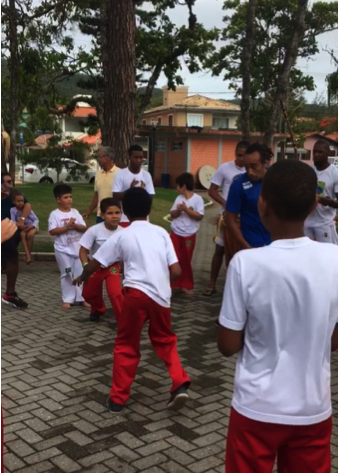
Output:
top-left (19, 217), bottom-right (25, 221)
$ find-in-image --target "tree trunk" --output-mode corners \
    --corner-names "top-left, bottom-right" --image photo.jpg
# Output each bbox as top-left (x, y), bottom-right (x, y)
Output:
top-left (240, 0), bottom-right (257, 142)
top-left (8, 0), bottom-right (20, 179)
top-left (1, 139), bottom-right (8, 173)
top-left (102, 0), bottom-right (136, 167)
top-left (264, 0), bottom-right (308, 147)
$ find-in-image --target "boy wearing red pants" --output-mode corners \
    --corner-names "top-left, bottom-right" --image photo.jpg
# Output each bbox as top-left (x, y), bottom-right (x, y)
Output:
top-left (218, 160), bottom-right (338, 473)
top-left (170, 172), bottom-right (204, 295)
top-left (74, 187), bottom-right (190, 413)
top-left (79, 198), bottom-right (124, 322)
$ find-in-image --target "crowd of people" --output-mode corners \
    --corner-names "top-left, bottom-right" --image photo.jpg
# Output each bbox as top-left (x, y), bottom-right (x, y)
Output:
top-left (1, 139), bottom-right (338, 472)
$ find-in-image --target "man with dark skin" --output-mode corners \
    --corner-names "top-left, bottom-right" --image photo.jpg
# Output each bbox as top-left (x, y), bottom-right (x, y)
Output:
top-left (203, 141), bottom-right (248, 296)
top-left (112, 144), bottom-right (155, 227)
top-left (1, 172), bottom-right (30, 308)
top-left (84, 146), bottom-right (120, 223)
top-left (225, 143), bottom-right (272, 250)
top-left (305, 139), bottom-right (338, 244)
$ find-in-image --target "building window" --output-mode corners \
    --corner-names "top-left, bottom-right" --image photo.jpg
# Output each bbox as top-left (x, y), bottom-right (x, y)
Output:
top-left (168, 115), bottom-right (173, 126)
top-left (157, 117), bottom-right (162, 126)
top-left (187, 113), bottom-right (203, 127)
top-left (155, 142), bottom-right (166, 152)
top-left (171, 141), bottom-right (183, 151)
top-left (212, 116), bottom-right (229, 129)
top-left (301, 150), bottom-right (311, 161)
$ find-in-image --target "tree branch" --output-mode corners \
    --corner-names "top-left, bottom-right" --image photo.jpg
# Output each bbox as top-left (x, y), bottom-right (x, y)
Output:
top-left (46, 95), bottom-right (99, 116)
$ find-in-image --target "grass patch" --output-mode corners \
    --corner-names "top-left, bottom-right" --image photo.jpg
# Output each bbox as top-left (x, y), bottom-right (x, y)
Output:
top-left (16, 183), bottom-right (177, 233)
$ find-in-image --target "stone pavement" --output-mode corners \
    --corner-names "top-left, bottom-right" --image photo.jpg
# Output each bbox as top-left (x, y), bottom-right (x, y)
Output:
top-left (1, 202), bottom-right (338, 473)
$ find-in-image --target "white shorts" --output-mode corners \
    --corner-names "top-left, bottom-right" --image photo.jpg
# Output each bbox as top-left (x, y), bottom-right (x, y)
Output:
top-left (215, 228), bottom-right (224, 247)
top-left (304, 224), bottom-right (338, 245)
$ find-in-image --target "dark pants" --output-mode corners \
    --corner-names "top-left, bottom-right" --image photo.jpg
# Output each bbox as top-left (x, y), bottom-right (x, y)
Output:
top-left (1, 228), bottom-right (21, 269)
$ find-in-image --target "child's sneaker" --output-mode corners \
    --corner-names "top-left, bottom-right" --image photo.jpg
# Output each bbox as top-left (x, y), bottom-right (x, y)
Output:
top-left (90, 313), bottom-right (101, 322)
top-left (2, 292), bottom-right (29, 309)
top-left (107, 396), bottom-right (124, 414)
top-left (167, 384), bottom-right (189, 410)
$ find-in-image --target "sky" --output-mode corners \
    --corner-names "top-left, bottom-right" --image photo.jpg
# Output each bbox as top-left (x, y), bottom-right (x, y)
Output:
top-left (71, 0), bottom-right (338, 103)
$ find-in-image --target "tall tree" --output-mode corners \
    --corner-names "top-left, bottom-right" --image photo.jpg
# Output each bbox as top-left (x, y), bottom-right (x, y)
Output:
top-left (208, 0), bottom-right (338, 143)
top-left (240, 0), bottom-right (257, 142)
top-left (325, 49), bottom-right (338, 106)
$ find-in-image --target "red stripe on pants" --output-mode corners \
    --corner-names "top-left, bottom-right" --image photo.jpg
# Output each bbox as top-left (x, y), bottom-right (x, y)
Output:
top-left (110, 288), bottom-right (190, 405)
top-left (225, 408), bottom-right (332, 473)
top-left (170, 232), bottom-right (196, 290)
top-left (119, 222), bottom-right (130, 228)
top-left (82, 263), bottom-right (123, 323)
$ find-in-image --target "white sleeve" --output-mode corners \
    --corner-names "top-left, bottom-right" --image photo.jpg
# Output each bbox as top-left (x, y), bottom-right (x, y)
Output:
top-left (80, 227), bottom-right (95, 250)
top-left (170, 196), bottom-right (180, 212)
top-left (145, 172), bottom-right (155, 195)
top-left (196, 196), bottom-right (205, 216)
top-left (48, 212), bottom-right (59, 231)
top-left (333, 169), bottom-right (338, 194)
top-left (93, 233), bottom-right (122, 267)
top-left (164, 232), bottom-right (178, 266)
top-left (74, 210), bottom-right (86, 227)
top-left (219, 256), bottom-right (247, 330)
top-left (112, 171), bottom-right (124, 192)
top-left (211, 166), bottom-right (224, 187)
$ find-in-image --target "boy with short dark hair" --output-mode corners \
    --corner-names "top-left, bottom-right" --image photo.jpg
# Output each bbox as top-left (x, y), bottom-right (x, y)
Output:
top-left (79, 198), bottom-right (124, 322)
top-left (74, 187), bottom-right (190, 413)
top-left (170, 172), bottom-right (204, 295)
top-left (218, 160), bottom-right (338, 473)
top-left (49, 184), bottom-right (88, 310)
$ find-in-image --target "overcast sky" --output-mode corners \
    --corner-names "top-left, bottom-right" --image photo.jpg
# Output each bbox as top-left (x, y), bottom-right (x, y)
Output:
top-left (72, 0), bottom-right (338, 103)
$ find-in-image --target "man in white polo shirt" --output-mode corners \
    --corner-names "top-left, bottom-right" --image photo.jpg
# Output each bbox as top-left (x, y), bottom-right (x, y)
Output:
top-left (202, 140), bottom-right (248, 296)
top-left (218, 160), bottom-right (337, 473)
top-left (84, 146), bottom-right (120, 223)
top-left (305, 139), bottom-right (338, 244)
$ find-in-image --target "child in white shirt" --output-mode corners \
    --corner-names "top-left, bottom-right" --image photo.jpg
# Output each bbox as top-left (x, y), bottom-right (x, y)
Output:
top-left (170, 172), bottom-right (204, 295)
top-left (218, 160), bottom-right (337, 473)
top-left (79, 198), bottom-right (124, 322)
top-left (73, 187), bottom-right (190, 414)
top-left (48, 184), bottom-right (88, 310)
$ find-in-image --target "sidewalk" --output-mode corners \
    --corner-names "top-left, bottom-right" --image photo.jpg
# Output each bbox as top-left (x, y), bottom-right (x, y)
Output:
top-left (1, 201), bottom-right (338, 473)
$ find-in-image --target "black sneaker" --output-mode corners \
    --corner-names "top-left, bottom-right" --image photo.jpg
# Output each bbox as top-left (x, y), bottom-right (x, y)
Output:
top-left (2, 292), bottom-right (29, 309)
top-left (90, 313), bottom-right (101, 322)
top-left (107, 396), bottom-right (124, 414)
top-left (215, 318), bottom-right (220, 328)
top-left (167, 384), bottom-right (189, 410)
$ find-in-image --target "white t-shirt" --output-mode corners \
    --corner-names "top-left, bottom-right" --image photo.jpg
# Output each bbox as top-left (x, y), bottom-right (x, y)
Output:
top-left (48, 208), bottom-right (86, 257)
top-left (211, 161), bottom-right (246, 214)
top-left (219, 237), bottom-right (338, 426)
top-left (93, 221), bottom-right (178, 307)
top-left (305, 164), bottom-right (338, 228)
top-left (112, 168), bottom-right (155, 222)
top-left (170, 193), bottom-right (205, 237)
top-left (80, 222), bottom-right (123, 257)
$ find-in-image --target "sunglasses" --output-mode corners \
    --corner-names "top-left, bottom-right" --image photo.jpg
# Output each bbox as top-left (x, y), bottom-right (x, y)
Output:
top-left (4, 180), bottom-right (13, 184)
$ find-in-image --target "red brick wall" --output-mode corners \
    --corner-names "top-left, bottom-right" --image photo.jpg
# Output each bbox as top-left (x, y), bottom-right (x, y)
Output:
top-left (190, 139), bottom-right (219, 178)
top-left (222, 139), bottom-right (238, 163)
top-left (167, 138), bottom-right (187, 188)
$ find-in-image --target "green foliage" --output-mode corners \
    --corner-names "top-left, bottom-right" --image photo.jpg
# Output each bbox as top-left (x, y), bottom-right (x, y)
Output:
top-left (207, 0), bottom-right (338, 132)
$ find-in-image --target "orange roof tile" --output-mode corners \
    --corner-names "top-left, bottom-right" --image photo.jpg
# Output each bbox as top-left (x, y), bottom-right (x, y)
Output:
top-left (143, 94), bottom-right (240, 114)
top-left (72, 107), bottom-right (97, 118)
top-left (78, 131), bottom-right (101, 144)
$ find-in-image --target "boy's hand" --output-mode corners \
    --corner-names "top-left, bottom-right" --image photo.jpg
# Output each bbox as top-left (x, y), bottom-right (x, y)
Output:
top-left (178, 202), bottom-right (188, 212)
top-left (66, 218), bottom-right (76, 229)
top-left (73, 275), bottom-right (86, 286)
top-left (130, 179), bottom-right (140, 188)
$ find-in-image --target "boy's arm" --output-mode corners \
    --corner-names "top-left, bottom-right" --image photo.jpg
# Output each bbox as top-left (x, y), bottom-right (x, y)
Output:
top-left (79, 246), bottom-right (90, 265)
top-left (218, 257), bottom-right (247, 357)
top-left (73, 259), bottom-right (101, 285)
top-left (49, 224), bottom-right (71, 236)
top-left (165, 232), bottom-right (181, 282)
top-left (209, 183), bottom-right (226, 208)
top-left (182, 206), bottom-right (204, 221)
top-left (170, 197), bottom-right (181, 219)
top-left (169, 262), bottom-right (181, 283)
top-left (84, 191), bottom-right (98, 218)
top-left (225, 181), bottom-right (250, 250)
top-left (72, 211), bottom-right (87, 233)
top-left (226, 211), bottom-right (251, 250)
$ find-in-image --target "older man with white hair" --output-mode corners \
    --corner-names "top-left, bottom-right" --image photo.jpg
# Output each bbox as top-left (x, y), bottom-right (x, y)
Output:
top-left (84, 146), bottom-right (121, 223)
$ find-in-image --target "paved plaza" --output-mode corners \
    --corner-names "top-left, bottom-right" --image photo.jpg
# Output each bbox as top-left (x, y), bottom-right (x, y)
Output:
top-left (1, 202), bottom-right (338, 473)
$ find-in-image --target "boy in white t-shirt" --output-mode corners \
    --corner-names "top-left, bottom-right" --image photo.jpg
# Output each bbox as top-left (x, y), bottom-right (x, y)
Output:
top-left (218, 160), bottom-right (338, 473)
top-left (48, 184), bottom-right (89, 310)
top-left (112, 144), bottom-right (155, 227)
top-left (73, 188), bottom-right (190, 414)
top-left (79, 198), bottom-right (124, 322)
top-left (305, 139), bottom-right (338, 244)
top-left (170, 172), bottom-right (204, 295)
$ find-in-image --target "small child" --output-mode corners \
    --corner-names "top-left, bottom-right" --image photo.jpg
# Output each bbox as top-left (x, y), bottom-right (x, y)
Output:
top-left (79, 198), bottom-right (124, 322)
top-left (74, 187), bottom-right (191, 413)
top-left (10, 190), bottom-right (39, 264)
top-left (48, 184), bottom-right (89, 310)
top-left (170, 172), bottom-right (205, 295)
top-left (218, 160), bottom-right (338, 473)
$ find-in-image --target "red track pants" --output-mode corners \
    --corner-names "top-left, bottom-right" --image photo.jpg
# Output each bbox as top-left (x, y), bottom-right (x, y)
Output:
top-left (82, 263), bottom-right (123, 322)
top-left (226, 408), bottom-right (332, 473)
top-left (170, 232), bottom-right (196, 290)
top-left (110, 288), bottom-right (190, 405)
top-left (119, 222), bottom-right (130, 228)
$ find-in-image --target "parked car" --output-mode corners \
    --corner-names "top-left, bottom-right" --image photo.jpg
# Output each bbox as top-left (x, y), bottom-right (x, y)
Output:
top-left (17, 159), bottom-right (97, 184)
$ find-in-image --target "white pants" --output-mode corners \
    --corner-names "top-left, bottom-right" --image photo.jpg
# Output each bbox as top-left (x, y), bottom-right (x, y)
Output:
top-left (55, 250), bottom-right (84, 303)
top-left (304, 224), bottom-right (338, 245)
